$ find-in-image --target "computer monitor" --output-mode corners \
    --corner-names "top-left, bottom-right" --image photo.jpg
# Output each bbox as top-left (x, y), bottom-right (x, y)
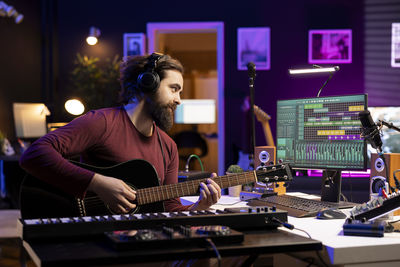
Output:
top-left (13, 103), bottom-right (48, 138)
top-left (368, 106), bottom-right (400, 154)
top-left (276, 94), bottom-right (367, 202)
top-left (174, 99), bottom-right (216, 124)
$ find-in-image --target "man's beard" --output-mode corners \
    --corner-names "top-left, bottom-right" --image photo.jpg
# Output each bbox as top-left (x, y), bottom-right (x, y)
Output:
top-left (148, 100), bottom-right (176, 131)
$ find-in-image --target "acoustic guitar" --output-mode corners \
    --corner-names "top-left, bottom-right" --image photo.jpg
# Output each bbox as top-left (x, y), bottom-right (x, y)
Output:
top-left (20, 159), bottom-right (292, 219)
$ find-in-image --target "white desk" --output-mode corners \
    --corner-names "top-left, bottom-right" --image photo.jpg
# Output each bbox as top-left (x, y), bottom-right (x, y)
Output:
top-left (181, 194), bottom-right (400, 267)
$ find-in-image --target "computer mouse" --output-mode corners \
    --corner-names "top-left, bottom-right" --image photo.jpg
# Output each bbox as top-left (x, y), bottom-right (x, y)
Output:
top-left (316, 208), bottom-right (347, 220)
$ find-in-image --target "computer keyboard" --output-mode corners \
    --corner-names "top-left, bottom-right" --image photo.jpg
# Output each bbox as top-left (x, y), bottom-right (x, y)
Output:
top-left (248, 194), bottom-right (356, 218)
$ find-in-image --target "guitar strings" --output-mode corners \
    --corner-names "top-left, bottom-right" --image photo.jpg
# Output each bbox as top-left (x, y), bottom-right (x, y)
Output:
top-left (137, 172), bottom-right (258, 204)
top-left (83, 168), bottom-right (283, 206)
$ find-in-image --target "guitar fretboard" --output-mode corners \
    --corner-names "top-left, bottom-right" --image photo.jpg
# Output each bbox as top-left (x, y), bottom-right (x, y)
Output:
top-left (136, 171), bottom-right (257, 205)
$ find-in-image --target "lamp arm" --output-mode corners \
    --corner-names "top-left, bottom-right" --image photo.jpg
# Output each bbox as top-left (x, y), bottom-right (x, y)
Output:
top-left (317, 71), bottom-right (335, 98)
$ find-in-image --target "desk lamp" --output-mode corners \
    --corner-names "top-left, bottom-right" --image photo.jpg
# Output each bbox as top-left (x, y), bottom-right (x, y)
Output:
top-left (289, 65), bottom-right (340, 97)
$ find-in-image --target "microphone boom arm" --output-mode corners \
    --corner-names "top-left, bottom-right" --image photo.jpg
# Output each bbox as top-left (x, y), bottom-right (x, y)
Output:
top-left (378, 120), bottom-right (400, 133)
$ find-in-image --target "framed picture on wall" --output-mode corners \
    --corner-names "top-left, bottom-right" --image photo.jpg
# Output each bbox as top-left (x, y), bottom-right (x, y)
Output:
top-left (308, 29), bottom-right (352, 64)
top-left (392, 23), bottom-right (400, 68)
top-left (123, 33), bottom-right (146, 58)
top-left (237, 27), bottom-right (270, 70)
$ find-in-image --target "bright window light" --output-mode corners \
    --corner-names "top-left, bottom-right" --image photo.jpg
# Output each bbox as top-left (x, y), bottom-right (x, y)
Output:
top-left (175, 99), bottom-right (216, 124)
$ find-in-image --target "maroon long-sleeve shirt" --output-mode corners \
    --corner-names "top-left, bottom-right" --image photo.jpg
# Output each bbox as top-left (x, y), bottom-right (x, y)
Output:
top-left (20, 106), bottom-right (190, 211)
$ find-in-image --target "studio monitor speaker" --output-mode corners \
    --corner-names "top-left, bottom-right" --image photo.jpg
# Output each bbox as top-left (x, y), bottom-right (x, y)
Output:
top-left (254, 146), bottom-right (276, 167)
top-left (370, 153), bottom-right (400, 195)
top-left (254, 146), bottom-right (286, 195)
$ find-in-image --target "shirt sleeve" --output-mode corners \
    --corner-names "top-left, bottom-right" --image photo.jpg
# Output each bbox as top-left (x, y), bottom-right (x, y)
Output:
top-left (19, 111), bottom-right (107, 198)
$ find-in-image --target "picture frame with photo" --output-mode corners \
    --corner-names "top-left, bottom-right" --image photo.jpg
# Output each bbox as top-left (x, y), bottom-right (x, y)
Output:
top-left (392, 23), bottom-right (400, 68)
top-left (123, 33), bottom-right (146, 58)
top-left (237, 27), bottom-right (270, 70)
top-left (308, 29), bottom-right (352, 64)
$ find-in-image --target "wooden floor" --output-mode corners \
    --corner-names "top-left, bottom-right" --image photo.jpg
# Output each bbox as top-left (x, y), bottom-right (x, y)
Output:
top-left (0, 209), bottom-right (34, 267)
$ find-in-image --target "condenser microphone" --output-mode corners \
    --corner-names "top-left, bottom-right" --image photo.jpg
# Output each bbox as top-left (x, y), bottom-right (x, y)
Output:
top-left (359, 110), bottom-right (383, 151)
top-left (247, 62), bottom-right (256, 86)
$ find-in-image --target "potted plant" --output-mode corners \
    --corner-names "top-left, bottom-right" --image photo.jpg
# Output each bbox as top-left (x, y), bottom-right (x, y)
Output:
top-left (68, 54), bottom-right (121, 111)
top-left (226, 164), bottom-right (244, 197)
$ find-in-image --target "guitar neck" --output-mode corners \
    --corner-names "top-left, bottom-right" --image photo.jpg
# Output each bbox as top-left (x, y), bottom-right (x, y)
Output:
top-left (254, 105), bottom-right (275, 147)
top-left (262, 122), bottom-right (275, 147)
top-left (136, 171), bottom-right (257, 205)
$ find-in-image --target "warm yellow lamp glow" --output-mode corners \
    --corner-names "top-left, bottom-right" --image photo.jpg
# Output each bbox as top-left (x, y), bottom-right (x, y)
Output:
top-left (86, 26), bottom-right (100, 45)
top-left (65, 99), bottom-right (85, 115)
top-left (86, 36), bottom-right (98, 45)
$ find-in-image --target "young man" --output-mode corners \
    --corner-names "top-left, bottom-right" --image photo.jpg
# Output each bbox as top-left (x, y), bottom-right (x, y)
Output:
top-left (20, 53), bottom-right (221, 216)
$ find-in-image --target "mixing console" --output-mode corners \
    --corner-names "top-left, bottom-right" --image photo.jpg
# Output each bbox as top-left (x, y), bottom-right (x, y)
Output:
top-left (350, 193), bottom-right (400, 221)
top-left (105, 225), bottom-right (244, 251)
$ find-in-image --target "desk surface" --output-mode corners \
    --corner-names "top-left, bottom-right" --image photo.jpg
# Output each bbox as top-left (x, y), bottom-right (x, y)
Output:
top-left (288, 214), bottom-right (400, 265)
top-left (186, 194), bottom-right (400, 266)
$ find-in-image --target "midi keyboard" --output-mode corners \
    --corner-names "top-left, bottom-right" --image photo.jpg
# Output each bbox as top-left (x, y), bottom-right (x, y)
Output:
top-left (18, 206), bottom-right (287, 241)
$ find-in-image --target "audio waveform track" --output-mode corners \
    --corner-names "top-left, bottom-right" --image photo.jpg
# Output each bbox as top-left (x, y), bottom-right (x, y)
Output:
top-left (294, 141), bottom-right (364, 169)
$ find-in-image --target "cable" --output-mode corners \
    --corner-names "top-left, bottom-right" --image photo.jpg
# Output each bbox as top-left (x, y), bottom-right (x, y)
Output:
top-left (315, 251), bottom-right (330, 267)
top-left (387, 218), bottom-right (400, 232)
top-left (340, 193), bottom-right (348, 203)
top-left (272, 217), bottom-right (331, 267)
top-left (317, 72), bottom-right (333, 97)
top-left (379, 153), bottom-right (396, 193)
top-left (388, 218), bottom-right (400, 224)
top-left (306, 258), bottom-right (315, 267)
top-left (271, 217), bottom-right (294, 230)
top-left (205, 238), bottom-right (221, 267)
top-left (393, 170), bottom-right (400, 190)
top-left (216, 200), bottom-right (243, 206)
top-left (294, 227), bottom-right (312, 239)
top-left (185, 154), bottom-right (204, 172)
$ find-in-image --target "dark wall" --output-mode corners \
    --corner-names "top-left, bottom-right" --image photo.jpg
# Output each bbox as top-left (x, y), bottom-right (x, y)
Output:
top-left (225, 0), bottom-right (364, 167)
top-left (0, 0), bottom-right (42, 140)
top-left (1, 0), bottom-right (364, 171)
top-left (55, 0), bottom-right (365, 170)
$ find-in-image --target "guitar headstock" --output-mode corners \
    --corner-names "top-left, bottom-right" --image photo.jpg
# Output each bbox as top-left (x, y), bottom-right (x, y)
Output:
top-left (255, 164), bottom-right (293, 183)
top-left (254, 105), bottom-right (271, 123)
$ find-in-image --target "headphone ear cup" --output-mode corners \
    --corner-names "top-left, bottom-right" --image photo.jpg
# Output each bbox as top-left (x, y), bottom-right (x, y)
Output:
top-left (137, 71), bottom-right (160, 93)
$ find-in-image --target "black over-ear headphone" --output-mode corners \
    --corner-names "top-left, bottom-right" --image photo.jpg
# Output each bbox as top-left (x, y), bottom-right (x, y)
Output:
top-left (137, 53), bottom-right (164, 93)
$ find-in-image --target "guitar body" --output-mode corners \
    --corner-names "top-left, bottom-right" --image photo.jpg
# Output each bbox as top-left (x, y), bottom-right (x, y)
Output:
top-left (20, 159), bottom-right (164, 219)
